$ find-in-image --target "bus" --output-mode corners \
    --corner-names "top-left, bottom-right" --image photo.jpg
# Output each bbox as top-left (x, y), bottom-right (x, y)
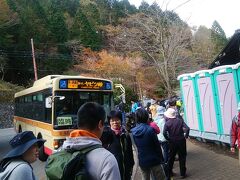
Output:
top-left (14, 75), bottom-right (114, 161)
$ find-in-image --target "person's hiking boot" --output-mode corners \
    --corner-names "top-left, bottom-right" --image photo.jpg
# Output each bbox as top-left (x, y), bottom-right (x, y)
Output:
top-left (180, 174), bottom-right (187, 179)
top-left (170, 171), bottom-right (176, 176)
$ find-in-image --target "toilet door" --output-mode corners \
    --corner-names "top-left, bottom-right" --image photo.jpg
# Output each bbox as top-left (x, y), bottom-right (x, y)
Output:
top-left (182, 80), bottom-right (199, 130)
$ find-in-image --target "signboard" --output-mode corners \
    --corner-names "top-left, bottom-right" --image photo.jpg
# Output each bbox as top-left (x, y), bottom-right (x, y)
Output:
top-left (59, 79), bottom-right (112, 90)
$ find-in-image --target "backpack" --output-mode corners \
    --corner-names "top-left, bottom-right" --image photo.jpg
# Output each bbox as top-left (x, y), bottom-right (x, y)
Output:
top-left (45, 145), bottom-right (102, 180)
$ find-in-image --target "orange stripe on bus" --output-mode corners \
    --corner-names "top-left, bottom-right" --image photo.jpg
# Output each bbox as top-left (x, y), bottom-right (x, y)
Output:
top-left (14, 116), bottom-right (73, 136)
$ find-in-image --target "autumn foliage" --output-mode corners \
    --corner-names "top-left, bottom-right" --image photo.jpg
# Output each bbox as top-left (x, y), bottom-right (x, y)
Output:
top-left (73, 48), bottom-right (159, 97)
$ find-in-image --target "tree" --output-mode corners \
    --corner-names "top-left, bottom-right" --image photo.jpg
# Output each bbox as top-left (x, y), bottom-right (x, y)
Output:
top-left (48, 0), bottom-right (69, 43)
top-left (139, 1), bottom-right (150, 13)
top-left (80, 0), bottom-right (101, 26)
top-left (0, 55), bottom-right (8, 80)
top-left (70, 8), bottom-right (102, 50)
top-left (105, 10), bottom-right (192, 96)
top-left (74, 49), bottom-right (134, 79)
top-left (191, 26), bottom-right (215, 67)
top-left (211, 20), bottom-right (228, 54)
top-left (0, 0), bottom-right (18, 47)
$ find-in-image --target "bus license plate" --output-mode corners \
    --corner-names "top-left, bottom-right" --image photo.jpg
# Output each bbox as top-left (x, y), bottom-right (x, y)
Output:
top-left (57, 117), bottom-right (73, 126)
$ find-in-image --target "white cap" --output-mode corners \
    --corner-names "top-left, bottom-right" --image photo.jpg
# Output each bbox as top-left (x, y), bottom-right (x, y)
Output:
top-left (164, 108), bottom-right (176, 118)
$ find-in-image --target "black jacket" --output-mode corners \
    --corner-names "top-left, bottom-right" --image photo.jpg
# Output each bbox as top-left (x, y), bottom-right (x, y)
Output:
top-left (163, 116), bottom-right (190, 142)
top-left (101, 127), bottom-right (134, 180)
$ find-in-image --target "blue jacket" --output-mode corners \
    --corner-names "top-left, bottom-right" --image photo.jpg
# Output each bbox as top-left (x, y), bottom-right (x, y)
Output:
top-left (131, 123), bottom-right (163, 168)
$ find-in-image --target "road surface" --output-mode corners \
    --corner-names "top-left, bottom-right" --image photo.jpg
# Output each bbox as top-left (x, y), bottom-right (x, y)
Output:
top-left (2, 128), bottom-right (240, 179)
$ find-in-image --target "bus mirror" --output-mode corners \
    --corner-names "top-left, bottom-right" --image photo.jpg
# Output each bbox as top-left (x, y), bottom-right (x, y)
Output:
top-left (45, 97), bottom-right (52, 108)
top-left (54, 96), bottom-right (65, 101)
top-left (58, 96), bottom-right (65, 100)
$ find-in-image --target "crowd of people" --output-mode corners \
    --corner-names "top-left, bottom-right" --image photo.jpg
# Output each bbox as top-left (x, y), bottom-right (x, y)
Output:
top-left (129, 98), bottom-right (189, 180)
top-left (0, 98), bottom-right (190, 180)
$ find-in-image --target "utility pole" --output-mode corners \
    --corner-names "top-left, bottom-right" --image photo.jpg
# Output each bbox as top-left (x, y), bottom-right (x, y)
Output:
top-left (31, 38), bottom-right (38, 81)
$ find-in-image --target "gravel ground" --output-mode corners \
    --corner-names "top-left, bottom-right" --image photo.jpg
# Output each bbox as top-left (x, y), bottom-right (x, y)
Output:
top-left (189, 138), bottom-right (238, 159)
top-left (0, 103), bottom-right (14, 129)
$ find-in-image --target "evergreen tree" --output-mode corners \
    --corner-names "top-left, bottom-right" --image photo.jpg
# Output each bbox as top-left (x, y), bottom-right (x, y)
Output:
top-left (139, 1), bottom-right (150, 13)
top-left (211, 20), bottom-right (227, 53)
top-left (95, 0), bottom-right (111, 25)
top-left (71, 8), bottom-right (102, 50)
top-left (48, 0), bottom-right (68, 43)
top-left (80, 1), bottom-right (101, 26)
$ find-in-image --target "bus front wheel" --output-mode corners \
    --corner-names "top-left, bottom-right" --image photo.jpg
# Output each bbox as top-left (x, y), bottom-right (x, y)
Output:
top-left (39, 145), bottom-right (48, 161)
top-left (18, 126), bottom-right (22, 133)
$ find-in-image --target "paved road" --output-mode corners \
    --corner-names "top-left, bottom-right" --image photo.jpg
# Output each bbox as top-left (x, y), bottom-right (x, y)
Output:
top-left (0, 128), bottom-right (16, 160)
top-left (1, 129), bottom-right (240, 180)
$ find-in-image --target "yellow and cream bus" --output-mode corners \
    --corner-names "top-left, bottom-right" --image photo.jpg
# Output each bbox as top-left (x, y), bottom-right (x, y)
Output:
top-left (14, 75), bottom-right (113, 161)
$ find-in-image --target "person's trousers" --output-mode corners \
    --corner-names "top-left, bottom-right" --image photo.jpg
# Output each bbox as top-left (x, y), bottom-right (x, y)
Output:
top-left (239, 149), bottom-right (240, 166)
top-left (140, 164), bottom-right (166, 180)
top-left (160, 141), bottom-right (169, 164)
top-left (168, 139), bottom-right (187, 177)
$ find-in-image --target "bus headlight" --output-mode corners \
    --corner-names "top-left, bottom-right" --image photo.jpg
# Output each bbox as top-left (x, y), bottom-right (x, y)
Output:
top-left (53, 139), bottom-right (65, 150)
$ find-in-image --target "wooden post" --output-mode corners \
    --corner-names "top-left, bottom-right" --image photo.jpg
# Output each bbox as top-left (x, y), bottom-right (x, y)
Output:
top-left (31, 38), bottom-right (38, 81)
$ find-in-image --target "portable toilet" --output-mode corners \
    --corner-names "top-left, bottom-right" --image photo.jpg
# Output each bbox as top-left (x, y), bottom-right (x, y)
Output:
top-left (178, 73), bottom-right (202, 137)
top-left (193, 70), bottom-right (220, 141)
top-left (211, 65), bottom-right (239, 143)
top-left (234, 62), bottom-right (240, 100)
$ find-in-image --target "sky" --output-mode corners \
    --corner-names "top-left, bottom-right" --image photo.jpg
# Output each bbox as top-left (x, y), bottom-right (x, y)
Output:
top-left (128, 0), bottom-right (240, 37)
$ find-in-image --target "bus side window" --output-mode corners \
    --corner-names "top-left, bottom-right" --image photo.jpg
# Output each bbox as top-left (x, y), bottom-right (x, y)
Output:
top-left (44, 94), bottom-right (52, 124)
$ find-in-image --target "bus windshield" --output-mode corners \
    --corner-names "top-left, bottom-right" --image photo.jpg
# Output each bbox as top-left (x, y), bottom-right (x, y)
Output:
top-left (53, 91), bottom-right (112, 129)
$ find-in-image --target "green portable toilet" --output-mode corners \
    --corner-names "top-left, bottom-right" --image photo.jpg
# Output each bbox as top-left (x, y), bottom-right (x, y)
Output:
top-left (193, 70), bottom-right (220, 141)
top-left (178, 73), bottom-right (202, 137)
top-left (211, 65), bottom-right (239, 143)
top-left (234, 62), bottom-right (240, 101)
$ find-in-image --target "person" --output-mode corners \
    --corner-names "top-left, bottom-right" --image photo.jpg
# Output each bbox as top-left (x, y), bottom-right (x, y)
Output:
top-left (58, 104), bottom-right (71, 115)
top-left (55, 102), bottom-right (121, 180)
top-left (163, 108), bottom-right (190, 179)
top-left (0, 131), bottom-right (45, 180)
top-left (125, 113), bottom-right (136, 132)
top-left (167, 98), bottom-right (181, 118)
top-left (230, 102), bottom-right (240, 165)
top-left (131, 100), bottom-right (138, 114)
top-left (131, 108), bottom-right (165, 180)
top-left (155, 106), bottom-right (168, 164)
top-left (101, 110), bottom-right (134, 180)
top-left (145, 102), bottom-right (152, 122)
top-left (145, 102), bottom-right (151, 113)
top-left (150, 99), bottom-right (160, 121)
top-left (148, 118), bottom-right (160, 134)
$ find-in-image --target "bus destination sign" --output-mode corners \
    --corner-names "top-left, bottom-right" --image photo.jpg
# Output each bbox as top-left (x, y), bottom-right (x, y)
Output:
top-left (59, 79), bottom-right (112, 90)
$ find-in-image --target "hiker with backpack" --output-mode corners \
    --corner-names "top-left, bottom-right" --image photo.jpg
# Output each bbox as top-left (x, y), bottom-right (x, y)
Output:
top-left (101, 110), bottom-right (134, 180)
top-left (0, 131), bottom-right (45, 180)
top-left (45, 102), bottom-right (121, 180)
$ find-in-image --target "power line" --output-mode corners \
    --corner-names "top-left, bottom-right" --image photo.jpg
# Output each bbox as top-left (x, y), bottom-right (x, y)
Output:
top-left (1, 67), bottom-right (60, 72)
top-left (0, 50), bottom-right (73, 60)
